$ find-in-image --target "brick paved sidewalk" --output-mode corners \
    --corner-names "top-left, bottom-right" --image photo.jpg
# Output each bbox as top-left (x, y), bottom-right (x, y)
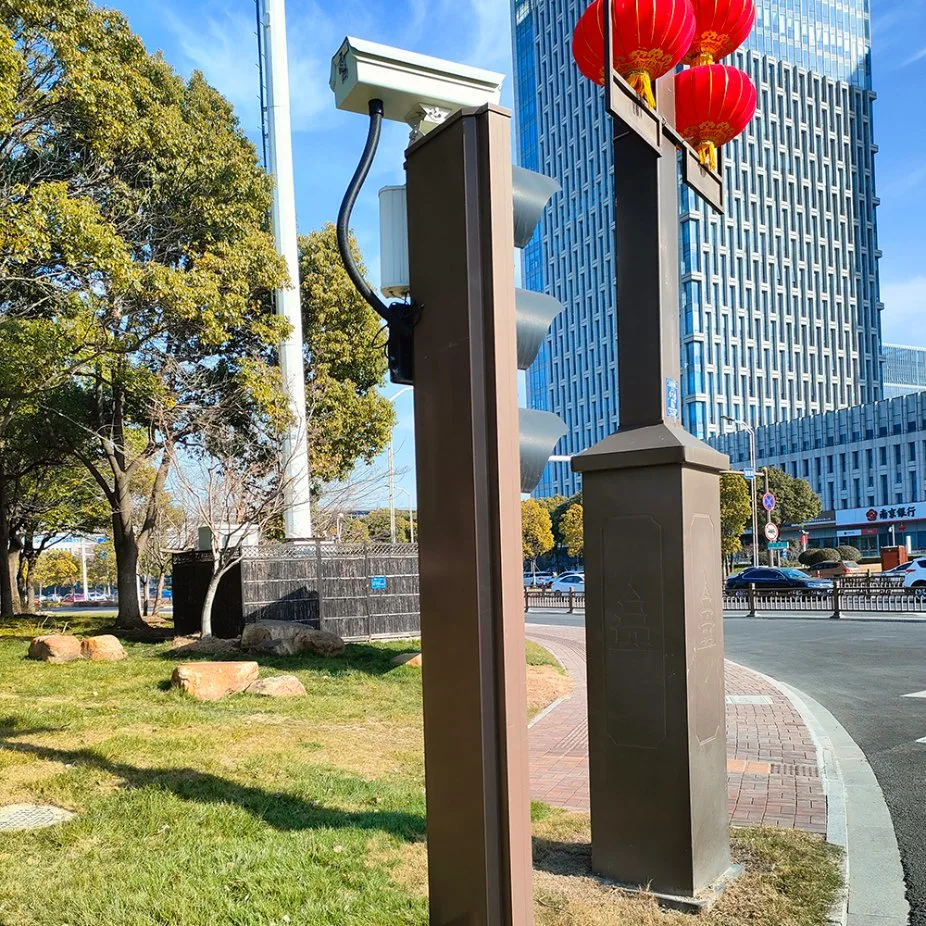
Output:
top-left (526, 624), bottom-right (826, 836)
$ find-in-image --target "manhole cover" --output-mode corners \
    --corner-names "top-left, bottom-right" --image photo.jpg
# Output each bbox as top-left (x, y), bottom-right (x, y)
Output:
top-left (0, 804), bottom-right (76, 832)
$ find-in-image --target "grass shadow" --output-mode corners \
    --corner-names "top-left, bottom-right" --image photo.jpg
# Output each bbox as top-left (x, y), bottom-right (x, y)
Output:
top-left (0, 729), bottom-right (425, 841)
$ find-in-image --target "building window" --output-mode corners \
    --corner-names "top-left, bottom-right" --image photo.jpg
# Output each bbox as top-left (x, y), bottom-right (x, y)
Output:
top-left (880, 446), bottom-right (887, 466)
top-left (881, 474), bottom-right (888, 500)
top-left (827, 456), bottom-right (834, 474)
top-left (894, 445), bottom-right (902, 466)
top-left (910, 444), bottom-right (917, 462)
top-left (852, 451), bottom-right (859, 469)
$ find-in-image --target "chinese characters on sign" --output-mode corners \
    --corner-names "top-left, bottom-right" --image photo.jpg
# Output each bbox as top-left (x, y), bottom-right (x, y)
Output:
top-left (866, 506), bottom-right (917, 522)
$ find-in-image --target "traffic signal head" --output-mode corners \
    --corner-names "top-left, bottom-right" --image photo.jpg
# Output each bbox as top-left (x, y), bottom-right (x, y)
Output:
top-left (512, 166), bottom-right (566, 494)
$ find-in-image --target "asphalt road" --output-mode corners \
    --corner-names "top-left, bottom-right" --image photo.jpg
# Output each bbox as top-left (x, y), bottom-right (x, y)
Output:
top-left (723, 619), bottom-right (926, 925)
top-left (526, 609), bottom-right (926, 924)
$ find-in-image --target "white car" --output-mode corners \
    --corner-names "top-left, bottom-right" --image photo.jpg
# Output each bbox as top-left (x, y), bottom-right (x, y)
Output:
top-left (901, 558), bottom-right (926, 589)
top-left (551, 573), bottom-right (585, 594)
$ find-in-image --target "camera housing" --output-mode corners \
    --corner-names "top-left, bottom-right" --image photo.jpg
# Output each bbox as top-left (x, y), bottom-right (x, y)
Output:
top-left (330, 37), bottom-right (504, 136)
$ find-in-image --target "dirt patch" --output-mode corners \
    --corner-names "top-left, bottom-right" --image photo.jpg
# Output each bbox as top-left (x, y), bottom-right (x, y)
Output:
top-left (526, 665), bottom-right (575, 719)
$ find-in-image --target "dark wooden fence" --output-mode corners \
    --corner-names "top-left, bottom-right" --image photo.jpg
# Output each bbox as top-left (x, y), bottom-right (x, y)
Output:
top-left (172, 543), bottom-right (420, 641)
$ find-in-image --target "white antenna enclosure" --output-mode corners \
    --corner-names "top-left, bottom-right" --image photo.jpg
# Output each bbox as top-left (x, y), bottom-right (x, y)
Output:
top-left (379, 186), bottom-right (410, 298)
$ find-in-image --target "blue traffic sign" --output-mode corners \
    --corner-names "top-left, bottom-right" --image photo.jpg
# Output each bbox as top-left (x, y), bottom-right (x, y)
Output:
top-left (370, 576), bottom-right (387, 591)
top-left (743, 467), bottom-right (755, 480)
top-left (762, 492), bottom-right (776, 512)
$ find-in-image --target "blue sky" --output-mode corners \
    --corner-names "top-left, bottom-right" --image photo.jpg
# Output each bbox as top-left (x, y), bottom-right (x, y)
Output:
top-left (108, 0), bottom-right (926, 507)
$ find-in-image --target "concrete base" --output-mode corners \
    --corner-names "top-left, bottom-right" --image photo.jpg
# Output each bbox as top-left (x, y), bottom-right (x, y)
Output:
top-left (607, 864), bottom-right (744, 913)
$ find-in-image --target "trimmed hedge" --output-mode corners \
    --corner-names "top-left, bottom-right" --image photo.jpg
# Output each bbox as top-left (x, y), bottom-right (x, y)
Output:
top-left (798, 547), bottom-right (840, 566)
top-left (837, 545), bottom-right (862, 562)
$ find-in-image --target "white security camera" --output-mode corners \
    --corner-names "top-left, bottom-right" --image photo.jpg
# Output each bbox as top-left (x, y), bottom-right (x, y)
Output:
top-left (330, 36), bottom-right (504, 138)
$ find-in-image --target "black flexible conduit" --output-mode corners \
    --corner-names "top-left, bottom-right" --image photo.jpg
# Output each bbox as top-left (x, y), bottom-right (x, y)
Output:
top-left (336, 98), bottom-right (391, 322)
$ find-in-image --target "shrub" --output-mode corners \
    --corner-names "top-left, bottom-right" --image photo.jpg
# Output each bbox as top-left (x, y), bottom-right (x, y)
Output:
top-left (799, 547), bottom-right (840, 566)
top-left (837, 545), bottom-right (862, 562)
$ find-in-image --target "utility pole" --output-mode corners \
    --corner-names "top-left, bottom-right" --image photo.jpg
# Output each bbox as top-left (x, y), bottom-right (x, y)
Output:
top-left (259, 0), bottom-right (313, 540)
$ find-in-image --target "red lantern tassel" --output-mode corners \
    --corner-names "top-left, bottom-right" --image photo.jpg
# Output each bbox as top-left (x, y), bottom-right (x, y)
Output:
top-left (696, 140), bottom-right (717, 171)
top-left (627, 69), bottom-right (656, 108)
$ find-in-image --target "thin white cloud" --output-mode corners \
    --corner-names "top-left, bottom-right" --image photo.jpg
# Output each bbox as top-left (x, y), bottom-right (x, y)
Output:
top-left (901, 45), bottom-right (926, 68)
top-left (165, 3), bottom-right (337, 134)
top-left (881, 276), bottom-right (926, 345)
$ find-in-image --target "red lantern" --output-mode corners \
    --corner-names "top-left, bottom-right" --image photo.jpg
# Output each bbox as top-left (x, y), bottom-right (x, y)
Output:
top-left (683, 0), bottom-right (755, 66)
top-left (572, 0), bottom-right (696, 108)
top-left (674, 64), bottom-right (756, 171)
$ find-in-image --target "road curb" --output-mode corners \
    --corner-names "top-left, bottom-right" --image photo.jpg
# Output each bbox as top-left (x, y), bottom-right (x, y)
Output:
top-left (742, 665), bottom-right (909, 926)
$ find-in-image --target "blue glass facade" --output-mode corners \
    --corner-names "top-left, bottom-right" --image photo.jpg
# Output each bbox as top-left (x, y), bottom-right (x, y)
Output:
top-left (512, 0), bottom-right (883, 498)
top-left (882, 344), bottom-right (926, 399)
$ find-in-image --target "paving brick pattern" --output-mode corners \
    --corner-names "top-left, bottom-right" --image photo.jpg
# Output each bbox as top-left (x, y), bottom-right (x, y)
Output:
top-left (526, 624), bottom-right (826, 835)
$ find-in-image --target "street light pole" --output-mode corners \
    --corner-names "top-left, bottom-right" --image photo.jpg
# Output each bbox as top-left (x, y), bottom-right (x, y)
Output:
top-left (258, 0), bottom-right (314, 540)
top-left (723, 416), bottom-right (758, 567)
top-left (396, 487), bottom-right (415, 543)
top-left (387, 386), bottom-right (413, 543)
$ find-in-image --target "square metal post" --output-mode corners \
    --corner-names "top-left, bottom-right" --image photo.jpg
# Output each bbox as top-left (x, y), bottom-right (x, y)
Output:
top-left (405, 105), bottom-right (534, 926)
top-left (572, 73), bottom-right (737, 909)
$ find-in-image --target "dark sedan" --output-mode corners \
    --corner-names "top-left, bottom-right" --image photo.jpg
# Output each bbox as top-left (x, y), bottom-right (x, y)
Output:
top-left (726, 567), bottom-right (833, 596)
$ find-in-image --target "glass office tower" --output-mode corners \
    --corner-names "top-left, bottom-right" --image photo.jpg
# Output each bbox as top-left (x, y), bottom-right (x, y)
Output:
top-left (513, 0), bottom-right (883, 497)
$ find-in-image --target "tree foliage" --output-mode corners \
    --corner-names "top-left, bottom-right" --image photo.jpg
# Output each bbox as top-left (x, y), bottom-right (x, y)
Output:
top-left (298, 225), bottom-right (393, 488)
top-left (759, 468), bottom-right (822, 527)
top-left (720, 473), bottom-right (752, 557)
top-left (1, 0), bottom-right (291, 627)
top-left (836, 544), bottom-right (862, 563)
top-left (36, 549), bottom-right (78, 590)
top-left (560, 503), bottom-right (584, 558)
top-left (361, 508), bottom-right (410, 543)
top-left (522, 499), bottom-right (554, 562)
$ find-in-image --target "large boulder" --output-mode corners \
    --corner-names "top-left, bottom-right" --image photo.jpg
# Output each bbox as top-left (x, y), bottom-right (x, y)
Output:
top-left (28, 634), bottom-right (81, 663)
top-left (81, 635), bottom-right (127, 662)
top-left (246, 675), bottom-right (306, 697)
top-left (240, 620), bottom-right (345, 658)
top-left (171, 661), bottom-right (259, 701)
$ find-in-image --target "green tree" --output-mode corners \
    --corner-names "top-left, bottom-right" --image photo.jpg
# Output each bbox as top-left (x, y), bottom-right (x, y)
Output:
top-left (720, 473), bottom-right (752, 558)
top-left (522, 498), bottom-right (554, 565)
top-left (759, 468), bottom-right (822, 527)
top-left (298, 225), bottom-right (394, 488)
top-left (36, 550), bottom-right (79, 592)
top-left (536, 494), bottom-right (568, 546)
top-left (560, 503), bottom-right (584, 558)
top-left (362, 508), bottom-right (410, 543)
top-left (1, 3), bottom-right (292, 628)
top-left (87, 538), bottom-right (116, 590)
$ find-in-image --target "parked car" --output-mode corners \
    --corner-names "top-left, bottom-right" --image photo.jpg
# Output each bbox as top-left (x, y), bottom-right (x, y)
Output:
top-left (61, 592), bottom-right (86, 604)
top-left (726, 567), bottom-right (832, 595)
top-left (523, 572), bottom-right (554, 588)
top-left (900, 558), bottom-right (926, 589)
top-left (808, 560), bottom-right (861, 578)
top-left (551, 573), bottom-right (585, 594)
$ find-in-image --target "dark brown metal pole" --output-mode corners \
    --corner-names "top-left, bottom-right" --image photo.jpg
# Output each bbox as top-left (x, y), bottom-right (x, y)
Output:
top-left (405, 104), bottom-right (534, 926)
top-left (572, 65), bottom-right (737, 908)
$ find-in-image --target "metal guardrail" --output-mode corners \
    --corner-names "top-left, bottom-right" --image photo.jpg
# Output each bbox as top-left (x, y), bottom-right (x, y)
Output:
top-left (724, 579), bottom-right (926, 617)
top-left (524, 588), bottom-right (585, 612)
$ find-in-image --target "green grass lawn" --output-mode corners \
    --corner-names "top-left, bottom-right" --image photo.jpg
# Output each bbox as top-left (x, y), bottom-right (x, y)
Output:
top-left (0, 616), bottom-right (841, 925)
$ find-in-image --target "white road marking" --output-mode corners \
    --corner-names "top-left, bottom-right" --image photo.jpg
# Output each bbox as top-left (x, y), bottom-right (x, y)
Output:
top-left (916, 737), bottom-right (926, 744)
top-left (901, 690), bottom-right (926, 698)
